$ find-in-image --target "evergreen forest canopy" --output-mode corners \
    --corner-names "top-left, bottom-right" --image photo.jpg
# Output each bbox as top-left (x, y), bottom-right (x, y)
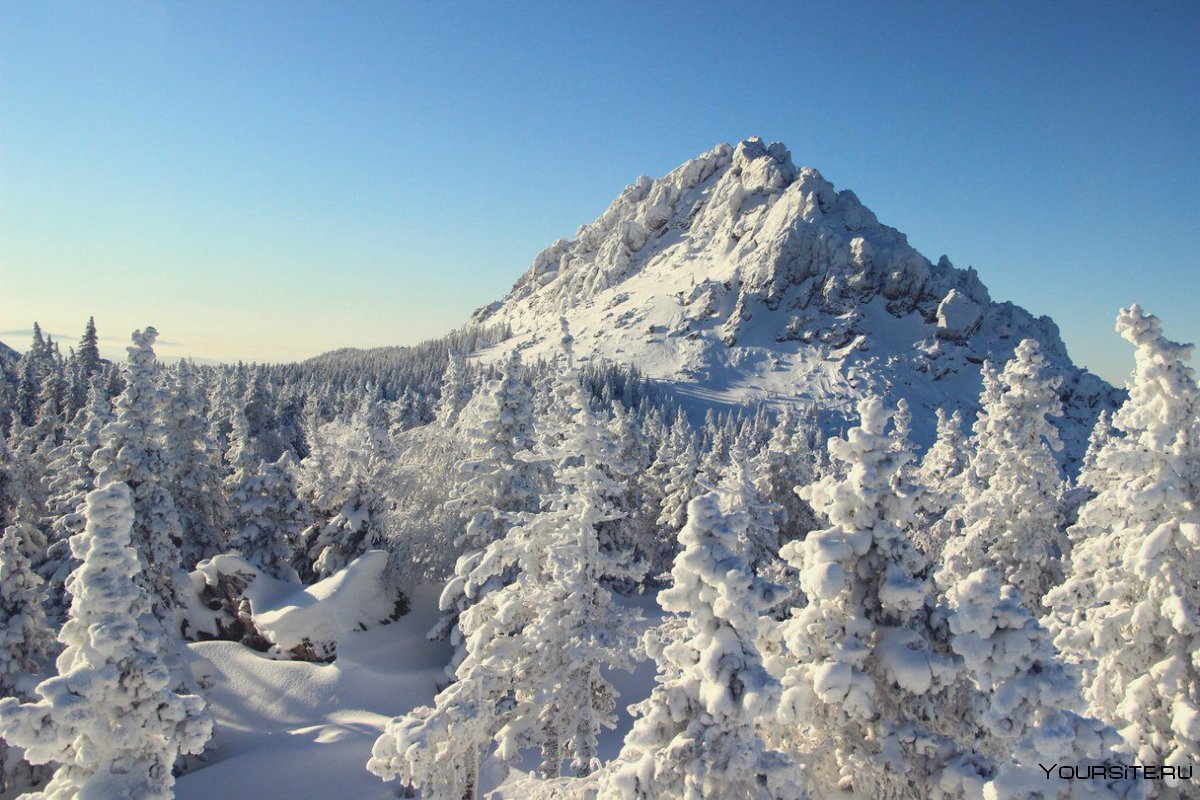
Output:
top-left (0, 306), bottom-right (1196, 799)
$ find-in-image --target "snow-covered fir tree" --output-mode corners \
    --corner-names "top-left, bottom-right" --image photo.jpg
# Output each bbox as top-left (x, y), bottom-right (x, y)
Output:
top-left (68, 317), bottom-right (102, 415)
top-left (750, 405), bottom-right (820, 548)
top-left (775, 396), bottom-right (961, 798)
top-left (307, 464), bottom-right (381, 579)
top-left (372, 335), bottom-right (642, 796)
top-left (303, 395), bottom-right (392, 579)
top-left (428, 349), bottom-right (539, 675)
top-left (447, 350), bottom-right (539, 555)
top-left (0, 482), bottom-right (211, 800)
top-left (650, 412), bottom-right (700, 576)
top-left (0, 524), bottom-right (53, 692)
top-left (1060, 408), bottom-right (1122, 542)
top-left (939, 339), bottom-right (1067, 607)
top-left (944, 568), bottom-right (1135, 799)
top-left (297, 404), bottom-right (336, 508)
top-left (163, 360), bottom-right (228, 568)
top-left (719, 432), bottom-right (787, 580)
top-left (14, 350), bottom-right (40, 430)
top-left (483, 348), bottom-right (643, 780)
top-left (696, 410), bottom-right (735, 490)
top-left (28, 361), bottom-right (67, 453)
top-left (226, 408), bottom-right (308, 580)
top-left (241, 368), bottom-right (284, 462)
top-left (37, 378), bottom-right (112, 621)
top-left (0, 431), bottom-right (46, 561)
top-left (911, 408), bottom-right (969, 559)
top-left (600, 492), bottom-right (805, 800)
top-left (0, 523), bottom-right (54, 795)
top-left (88, 327), bottom-right (190, 625)
top-left (1079, 409), bottom-right (1118, 492)
top-left (436, 352), bottom-right (475, 428)
top-left (590, 401), bottom-right (652, 591)
top-left (1046, 306), bottom-right (1200, 787)
top-left (205, 369), bottom-right (239, 462)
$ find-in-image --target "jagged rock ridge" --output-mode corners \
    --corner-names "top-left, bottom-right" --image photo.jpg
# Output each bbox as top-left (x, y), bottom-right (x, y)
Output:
top-left (472, 137), bottom-right (1117, 464)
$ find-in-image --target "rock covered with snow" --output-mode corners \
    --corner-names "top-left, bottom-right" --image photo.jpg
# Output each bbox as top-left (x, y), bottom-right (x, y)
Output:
top-left (471, 137), bottom-right (1117, 464)
top-left (187, 551), bottom-right (401, 662)
top-left (935, 289), bottom-right (983, 341)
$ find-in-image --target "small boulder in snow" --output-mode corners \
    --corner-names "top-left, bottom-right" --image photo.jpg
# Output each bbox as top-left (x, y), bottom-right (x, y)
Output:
top-left (936, 289), bottom-right (983, 341)
top-left (186, 551), bottom-right (404, 663)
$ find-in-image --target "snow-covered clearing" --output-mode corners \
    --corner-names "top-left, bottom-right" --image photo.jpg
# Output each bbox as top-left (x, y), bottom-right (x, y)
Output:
top-left (177, 583), bottom-right (449, 799)
top-left (177, 583), bottom-right (659, 799)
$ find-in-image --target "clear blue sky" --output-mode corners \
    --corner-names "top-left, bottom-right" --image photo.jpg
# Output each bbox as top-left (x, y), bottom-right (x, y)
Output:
top-left (2, 1), bottom-right (1196, 383)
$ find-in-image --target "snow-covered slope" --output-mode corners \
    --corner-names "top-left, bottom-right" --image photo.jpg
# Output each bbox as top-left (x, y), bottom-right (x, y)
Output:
top-left (472, 137), bottom-right (1117, 459)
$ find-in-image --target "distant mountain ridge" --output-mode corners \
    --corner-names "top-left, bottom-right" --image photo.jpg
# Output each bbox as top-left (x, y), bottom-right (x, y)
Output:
top-left (469, 137), bottom-right (1118, 464)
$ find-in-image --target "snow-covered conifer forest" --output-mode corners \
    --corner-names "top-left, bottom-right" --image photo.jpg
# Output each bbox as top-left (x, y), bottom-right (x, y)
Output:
top-left (2, 141), bottom-right (1197, 799)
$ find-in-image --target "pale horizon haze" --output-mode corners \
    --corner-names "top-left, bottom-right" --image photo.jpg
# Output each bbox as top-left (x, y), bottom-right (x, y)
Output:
top-left (2, 2), bottom-right (1197, 384)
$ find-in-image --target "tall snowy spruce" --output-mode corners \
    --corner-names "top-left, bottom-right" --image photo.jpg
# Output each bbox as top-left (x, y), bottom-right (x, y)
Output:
top-left (371, 334), bottom-right (641, 797)
top-left (163, 361), bottom-right (229, 568)
top-left (596, 401), bottom-right (654, 589)
top-left (600, 492), bottom-right (805, 800)
top-left (774, 397), bottom-right (1135, 799)
top-left (225, 409), bottom-right (307, 580)
top-left (484, 346), bottom-right (643, 781)
top-left (0, 429), bottom-right (47, 553)
top-left (938, 338), bottom-right (1067, 607)
top-left (1078, 409), bottom-right (1119, 495)
top-left (648, 412), bottom-right (700, 576)
top-left (88, 328), bottom-right (190, 627)
top-left (68, 317), bottom-right (102, 415)
top-left (427, 349), bottom-right (539, 677)
top-left (719, 433), bottom-right (791, 595)
top-left (774, 396), bottom-right (960, 798)
top-left (38, 378), bottom-right (112, 621)
top-left (304, 395), bottom-right (391, 579)
top-left (29, 355), bottom-right (67, 452)
top-left (750, 406), bottom-right (820, 553)
top-left (0, 525), bottom-right (52, 695)
top-left (0, 483), bottom-right (211, 800)
top-left (1046, 306), bottom-right (1200, 789)
top-left (435, 352), bottom-right (475, 428)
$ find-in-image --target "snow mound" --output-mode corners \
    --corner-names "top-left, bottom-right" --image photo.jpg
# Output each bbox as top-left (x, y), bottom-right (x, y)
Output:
top-left (188, 551), bottom-right (400, 661)
top-left (254, 551), bottom-right (399, 654)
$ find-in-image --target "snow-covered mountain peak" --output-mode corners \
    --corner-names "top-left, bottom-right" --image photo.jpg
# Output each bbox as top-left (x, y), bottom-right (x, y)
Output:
top-left (481, 137), bottom-right (978, 325)
top-left (472, 139), bottom-right (1117, 462)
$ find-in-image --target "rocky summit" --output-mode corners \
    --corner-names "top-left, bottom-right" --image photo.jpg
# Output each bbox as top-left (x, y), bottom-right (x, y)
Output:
top-left (472, 137), bottom-right (1118, 462)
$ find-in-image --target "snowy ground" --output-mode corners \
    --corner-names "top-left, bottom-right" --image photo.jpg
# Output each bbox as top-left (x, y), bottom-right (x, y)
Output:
top-left (176, 582), bottom-right (660, 799)
top-left (177, 583), bottom-right (450, 799)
